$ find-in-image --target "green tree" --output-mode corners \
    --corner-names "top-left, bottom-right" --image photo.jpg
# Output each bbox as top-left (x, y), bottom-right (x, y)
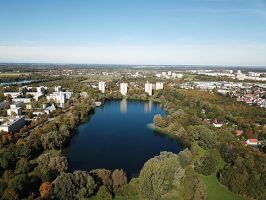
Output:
top-left (52, 171), bottom-right (96, 200)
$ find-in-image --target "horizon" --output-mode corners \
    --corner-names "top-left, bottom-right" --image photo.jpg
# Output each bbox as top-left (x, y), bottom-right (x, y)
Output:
top-left (0, 0), bottom-right (266, 65)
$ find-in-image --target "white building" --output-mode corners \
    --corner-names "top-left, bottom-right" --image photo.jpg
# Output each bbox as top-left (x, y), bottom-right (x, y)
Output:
top-left (236, 70), bottom-right (245, 80)
top-left (36, 86), bottom-right (47, 94)
top-left (55, 86), bottom-right (62, 92)
top-left (3, 92), bottom-right (21, 98)
top-left (0, 116), bottom-right (25, 133)
top-left (7, 104), bottom-right (22, 116)
top-left (120, 83), bottom-right (128, 96)
top-left (12, 98), bottom-right (31, 104)
top-left (98, 81), bottom-right (106, 93)
top-left (145, 82), bottom-right (153, 96)
top-left (155, 82), bottom-right (164, 90)
top-left (47, 91), bottom-right (72, 106)
top-left (26, 104), bottom-right (32, 109)
top-left (176, 73), bottom-right (184, 79)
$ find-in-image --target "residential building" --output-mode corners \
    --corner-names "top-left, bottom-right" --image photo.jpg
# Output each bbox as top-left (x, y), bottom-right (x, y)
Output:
top-left (55, 86), bottom-right (62, 92)
top-left (12, 98), bottom-right (31, 104)
top-left (145, 82), bottom-right (153, 96)
top-left (98, 81), bottom-right (105, 93)
top-left (155, 82), bottom-right (164, 90)
top-left (7, 104), bottom-right (22, 116)
top-left (246, 139), bottom-right (259, 146)
top-left (47, 91), bottom-right (72, 106)
top-left (0, 116), bottom-right (25, 133)
top-left (120, 83), bottom-right (128, 96)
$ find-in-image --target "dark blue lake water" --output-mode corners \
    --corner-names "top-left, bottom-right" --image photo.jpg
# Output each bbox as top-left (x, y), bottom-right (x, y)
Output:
top-left (65, 100), bottom-right (183, 177)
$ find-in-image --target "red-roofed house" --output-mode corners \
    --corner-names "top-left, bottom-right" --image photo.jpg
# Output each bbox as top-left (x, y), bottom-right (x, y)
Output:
top-left (236, 130), bottom-right (243, 136)
top-left (246, 139), bottom-right (259, 146)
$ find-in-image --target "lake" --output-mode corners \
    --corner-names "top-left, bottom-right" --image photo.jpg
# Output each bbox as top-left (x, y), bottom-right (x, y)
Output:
top-left (0, 80), bottom-right (32, 86)
top-left (65, 99), bottom-right (184, 177)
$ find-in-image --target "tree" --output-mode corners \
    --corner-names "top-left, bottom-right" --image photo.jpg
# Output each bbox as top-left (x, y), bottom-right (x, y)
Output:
top-left (112, 169), bottom-right (127, 188)
top-left (37, 152), bottom-right (68, 174)
top-left (195, 149), bottom-right (220, 176)
top-left (39, 182), bottom-right (52, 198)
top-left (41, 131), bottom-right (66, 150)
top-left (91, 169), bottom-right (113, 189)
top-left (153, 114), bottom-right (168, 128)
top-left (15, 158), bottom-right (33, 174)
top-left (178, 148), bottom-right (193, 167)
top-left (92, 186), bottom-right (113, 200)
top-left (139, 151), bottom-right (185, 199)
top-left (52, 171), bottom-right (96, 200)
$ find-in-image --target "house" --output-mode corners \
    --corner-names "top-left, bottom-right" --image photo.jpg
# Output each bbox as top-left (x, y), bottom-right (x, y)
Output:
top-left (246, 139), bottom-right (259, 146)
top-left (213, 119), bottom-right (223, 128)
top-left (7, 104), bottom-right (22, 116)
top-left (236, 130), bottom-right (243, 136)
top-left (44, 104), bottom-right (56, 114)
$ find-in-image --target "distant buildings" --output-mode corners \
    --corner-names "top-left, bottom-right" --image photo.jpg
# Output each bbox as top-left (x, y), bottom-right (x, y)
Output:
top-left (0, 116), bottom-right (25, 133)
top-left (120, 83), bottom-right (128, 96)
top-left (155, 71), bottom-right (183, 79)
top-left (98, 81), bottom-right (106, 93)
top-left (145, 82), bottom-right (153, 96)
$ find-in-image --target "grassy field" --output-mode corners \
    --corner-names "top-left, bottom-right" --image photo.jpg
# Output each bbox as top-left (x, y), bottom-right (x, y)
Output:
top-left (201, 174), bottom-right (251, 200)
top-left (0, 72), bottom-right (31, 77)
top-left (192, 143), bottom-right (252, 200)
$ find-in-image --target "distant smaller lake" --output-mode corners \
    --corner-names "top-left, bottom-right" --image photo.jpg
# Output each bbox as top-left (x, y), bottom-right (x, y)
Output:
top-left (65, 100), bottom-right (184, 177)
top-left (0, 80), bottom-right (32, 86)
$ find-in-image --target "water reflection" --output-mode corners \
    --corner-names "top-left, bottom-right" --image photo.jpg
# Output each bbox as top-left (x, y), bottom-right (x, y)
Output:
top-left (144, 100), bottom-right (152, 113)
top-left (120, 98), bottom-right (127, 113)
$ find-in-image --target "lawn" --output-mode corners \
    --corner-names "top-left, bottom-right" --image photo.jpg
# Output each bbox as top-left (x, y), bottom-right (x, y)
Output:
top-left (201, 174), bottom-right (252, 200)
top-left (0, 72), bottom-right (31, 77)
top-left (192, 143), bottom-right (252, 200)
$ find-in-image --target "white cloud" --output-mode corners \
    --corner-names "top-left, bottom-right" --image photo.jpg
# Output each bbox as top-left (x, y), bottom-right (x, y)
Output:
top-left (0, 43), bottom-right (266, 66)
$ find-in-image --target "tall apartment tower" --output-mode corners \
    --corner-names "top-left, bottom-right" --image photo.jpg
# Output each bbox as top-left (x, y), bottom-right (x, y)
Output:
top-left (120, 83), bottom-right (128, 96)
top-left (145, 81), bottom-right (153, 96)
top-left (98, 81), bottom-right (106, 93)
top-left (155, 82), bottom-right (164, 90)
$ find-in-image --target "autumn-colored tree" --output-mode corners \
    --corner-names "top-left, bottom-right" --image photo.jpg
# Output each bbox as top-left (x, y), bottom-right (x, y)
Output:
top-left (39, 182), bottom-right (52, 198)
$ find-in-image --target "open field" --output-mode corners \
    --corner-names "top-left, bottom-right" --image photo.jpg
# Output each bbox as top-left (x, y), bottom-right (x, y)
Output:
top-left (0, 72), bottom-right (31, 77)
top-left (193, 143), bottom-right (252, 200)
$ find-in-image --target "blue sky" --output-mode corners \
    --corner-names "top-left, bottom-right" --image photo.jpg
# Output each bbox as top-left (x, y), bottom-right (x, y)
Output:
top-left (0, 0), bottom-right (266, 65)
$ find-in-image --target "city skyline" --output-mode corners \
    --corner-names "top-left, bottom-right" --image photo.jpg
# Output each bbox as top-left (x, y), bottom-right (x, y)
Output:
top-left (0, 0), bottom-right (266, 66)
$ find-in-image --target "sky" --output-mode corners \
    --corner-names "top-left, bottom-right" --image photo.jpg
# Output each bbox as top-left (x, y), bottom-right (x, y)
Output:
top-left (0, 0), bottom-right (266, 66)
